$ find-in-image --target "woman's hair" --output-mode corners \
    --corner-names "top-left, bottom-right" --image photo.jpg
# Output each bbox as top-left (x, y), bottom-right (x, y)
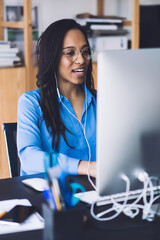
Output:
top-left (36, 18), bottom-right (95, 150)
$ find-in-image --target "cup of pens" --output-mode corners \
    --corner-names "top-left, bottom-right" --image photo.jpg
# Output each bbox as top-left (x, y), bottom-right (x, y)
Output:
top-left (42, 152), bottom-right (86, 240)
top-left (42, 152), bottom-right (65, 211)
top-left (42, 152), bottom-right (85, 210)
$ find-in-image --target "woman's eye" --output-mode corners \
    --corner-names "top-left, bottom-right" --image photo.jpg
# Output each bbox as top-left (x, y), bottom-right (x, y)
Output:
top-left (83, 48), bottom-right (90, 55)
top-left (83, 50), bottom-right (89, 55)
top-left (65, 50), bottom-right (75, 56)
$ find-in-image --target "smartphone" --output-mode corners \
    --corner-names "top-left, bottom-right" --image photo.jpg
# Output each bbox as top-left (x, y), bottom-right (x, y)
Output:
top-left (0, 205), bottom-right (36, 223)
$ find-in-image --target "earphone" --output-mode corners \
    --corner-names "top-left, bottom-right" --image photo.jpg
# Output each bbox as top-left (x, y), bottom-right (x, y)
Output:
top-left (54, 71), bottom-right (96, 190)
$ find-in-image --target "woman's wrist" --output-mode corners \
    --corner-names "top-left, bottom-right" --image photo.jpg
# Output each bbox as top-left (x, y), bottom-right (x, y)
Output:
top-left (78, 160), bottom-right (96, 178)
top-left (78, 160), bottom-right (87, 175)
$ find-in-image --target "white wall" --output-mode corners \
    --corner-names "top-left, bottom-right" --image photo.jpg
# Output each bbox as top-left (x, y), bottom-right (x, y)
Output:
top-left (104, 0), bottom-right (160, 21)
top-left (38, 0), bottom-right (132, 34)
top-left (141, 0), bottom-right (160, 4)
top-left (104, 0), bottom-right (132, 20)
top-left (38, 0), bottom-right (97, 35)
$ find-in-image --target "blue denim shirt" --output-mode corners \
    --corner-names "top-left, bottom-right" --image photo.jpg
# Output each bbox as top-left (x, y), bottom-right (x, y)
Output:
top-left (17, 87), bottom-right (96, 176)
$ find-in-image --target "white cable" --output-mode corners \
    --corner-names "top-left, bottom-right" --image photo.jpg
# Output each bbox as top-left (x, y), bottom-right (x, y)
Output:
top-left (54, 71), bottom-right (96, 190)
top-left (90, 172), bottom-right (160, 222)
top-left (84, 82), bottom-right (87, 131)
top-left (142, 176), bottom-right (154, 219)
top-left (143, 176), bottom-right (160, 221)
top-left (113, 174), bottom-right (156, 220)
top-left (122, 174), bottom-right (150, 219)
top-left (90, 175), bottom-right (130, 221)
top-left (59, 92), bottom-right (96, 190)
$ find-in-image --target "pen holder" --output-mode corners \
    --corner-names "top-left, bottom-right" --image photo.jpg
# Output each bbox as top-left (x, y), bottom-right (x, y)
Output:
top-left (42, 203), bottom-right (86, 240)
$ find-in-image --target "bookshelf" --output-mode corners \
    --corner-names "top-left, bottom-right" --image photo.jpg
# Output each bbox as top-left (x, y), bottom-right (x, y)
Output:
top-left (0, 0), bottom-right (37, 178)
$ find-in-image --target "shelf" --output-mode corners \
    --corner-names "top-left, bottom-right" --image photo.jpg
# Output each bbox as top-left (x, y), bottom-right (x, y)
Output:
top-left (0, 0), bottom-right (35, 178)
top-left (123, 20), bottom-right (132, 27)
top-left (97, 0), bottom-right (140, 49)
top-left (2, 21), bottom-right (24, 28)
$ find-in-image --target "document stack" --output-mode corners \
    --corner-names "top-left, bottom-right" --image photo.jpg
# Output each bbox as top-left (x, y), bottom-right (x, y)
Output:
top-left (75, 13), bottom-right (129, 61)
top-left (75, 13), bottom-right (128, 37)
top-left (0, 41), bottom-right (21, 68)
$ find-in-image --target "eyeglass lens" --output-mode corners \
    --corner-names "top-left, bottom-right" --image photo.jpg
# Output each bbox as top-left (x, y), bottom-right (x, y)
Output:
top-left (63, 46), bottom-right (93, 62)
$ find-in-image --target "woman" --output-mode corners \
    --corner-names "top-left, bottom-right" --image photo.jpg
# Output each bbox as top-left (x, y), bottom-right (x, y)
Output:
top-left (17, 19), bottom-right (96, 177)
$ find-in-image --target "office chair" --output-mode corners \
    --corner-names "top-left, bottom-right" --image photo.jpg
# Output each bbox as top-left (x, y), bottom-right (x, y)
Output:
top-left (3, 122), bottom-right (20, 177)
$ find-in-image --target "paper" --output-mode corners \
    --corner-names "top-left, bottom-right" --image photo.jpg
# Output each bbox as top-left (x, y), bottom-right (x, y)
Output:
top-left (22, 178), bottom-right (49, 192)
top-left (0, 199), bottom-right (44, 235)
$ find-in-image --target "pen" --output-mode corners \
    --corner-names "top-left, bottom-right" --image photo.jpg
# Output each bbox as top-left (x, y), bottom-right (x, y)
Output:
top-left (0, 211), bottom-right (7, 218)
top-left (51, 182), bottom-right (62, 211)
top-left (0, 210), bottom-right (19, 226)
top-left (43, 188), bottom-right (56, 209)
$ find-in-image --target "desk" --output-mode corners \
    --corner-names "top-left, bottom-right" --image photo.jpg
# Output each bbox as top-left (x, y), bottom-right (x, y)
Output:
top-left (0, 175), bottom-right (160, 240)
top-left (0, 174), bottom-right (45, 240)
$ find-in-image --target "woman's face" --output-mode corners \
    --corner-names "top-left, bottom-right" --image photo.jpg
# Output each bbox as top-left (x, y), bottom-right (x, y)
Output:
top-left (57, 29), bottom-right (90, 87)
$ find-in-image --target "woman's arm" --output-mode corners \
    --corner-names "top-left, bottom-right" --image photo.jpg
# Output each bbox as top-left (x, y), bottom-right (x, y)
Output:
top-left (17, 92), bottom-right (82, 175)
top-left (78, 160), bottom-right (96, 178)
top-left (17, 92), bottom-right (49, 175)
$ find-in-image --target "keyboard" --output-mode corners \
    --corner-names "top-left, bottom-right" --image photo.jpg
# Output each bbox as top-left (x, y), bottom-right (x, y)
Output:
top-left (74, 185), bottom-right (160, 206)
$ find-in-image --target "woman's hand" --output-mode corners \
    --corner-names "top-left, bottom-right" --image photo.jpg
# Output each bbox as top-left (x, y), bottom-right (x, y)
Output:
top-left (78, 161), bottom-right (96, 178)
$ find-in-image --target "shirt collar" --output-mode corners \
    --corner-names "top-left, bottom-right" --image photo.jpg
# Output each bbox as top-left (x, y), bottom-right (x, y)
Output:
top-left (82, 84), bottom-right (95, 106)
top-left (57, 84), bottom-right (95, 104)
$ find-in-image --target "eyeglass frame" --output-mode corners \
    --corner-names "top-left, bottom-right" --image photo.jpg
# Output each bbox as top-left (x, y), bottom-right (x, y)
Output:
top-left (61, 45), bottom-right (94, 63)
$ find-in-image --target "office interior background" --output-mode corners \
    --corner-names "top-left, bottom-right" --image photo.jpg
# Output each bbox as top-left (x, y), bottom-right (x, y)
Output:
top-left (4, 0), bottom-right (160, 37)
top-left (0, 0), bottom-right (160, 179)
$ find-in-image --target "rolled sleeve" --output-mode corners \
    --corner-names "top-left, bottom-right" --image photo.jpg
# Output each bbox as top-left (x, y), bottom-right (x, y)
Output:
top-left (17, 91), bottom-right (47, 175)
top-left (57, 153), bottom-right (80, 175)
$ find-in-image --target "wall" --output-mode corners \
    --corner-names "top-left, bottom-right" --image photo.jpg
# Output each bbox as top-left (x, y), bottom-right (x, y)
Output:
top-left (38, 0), bottom-right (131, 34)
top-left (37, 0), bottom-right (97, 35)
top-left (38, 0), bottom-right (160, 34)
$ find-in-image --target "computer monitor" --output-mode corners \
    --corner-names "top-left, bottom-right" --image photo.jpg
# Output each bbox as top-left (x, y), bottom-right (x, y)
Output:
top-left (96, 48), bottom-right (160, 196)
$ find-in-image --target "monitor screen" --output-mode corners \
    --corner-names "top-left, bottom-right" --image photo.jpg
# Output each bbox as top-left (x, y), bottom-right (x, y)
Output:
top-left (96, 48), bottom-right (160, 196)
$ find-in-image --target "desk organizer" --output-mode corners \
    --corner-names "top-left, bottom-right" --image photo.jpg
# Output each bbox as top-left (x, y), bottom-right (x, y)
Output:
top-left (42, 203), bottom-right (87, 240)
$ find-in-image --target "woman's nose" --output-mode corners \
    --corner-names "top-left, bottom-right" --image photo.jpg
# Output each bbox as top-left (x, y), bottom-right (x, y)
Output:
top-left (75, 51), bottom-right (85, 64)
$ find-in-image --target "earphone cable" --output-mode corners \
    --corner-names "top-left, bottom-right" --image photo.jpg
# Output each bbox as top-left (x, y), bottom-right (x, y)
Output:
top-left (55, 71), bottom-right (96, 190)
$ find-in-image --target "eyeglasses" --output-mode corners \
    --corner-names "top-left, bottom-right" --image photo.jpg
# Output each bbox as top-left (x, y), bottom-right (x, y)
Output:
top-left (62, 46), bottom-right (94, 63)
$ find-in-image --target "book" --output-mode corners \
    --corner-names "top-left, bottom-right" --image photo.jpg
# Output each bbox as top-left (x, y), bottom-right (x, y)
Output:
top-left (0, 56), bottom-right (21, 67)
top-left (0, 56), bottom-right (20, 62)
top-left (76, 12), bottom-right (125, 21)
top-left (90, 35), bottom-right (128, 50)
top-left (75, 17), bottom-right (123, 26)
top-left (88, 36), bottom-right (128, 62)
top-left (90, 29), bottom-right (128, 37)
top-left (0, 42), bottom-right (21, 67)
top-left (0, 48), bottom-right (19, 54)
top-left (90, 24), bottom-right (118, 31)
top-left (0, 41), bottom-right (10, 49)
top-left (0, 53), bottom-right (18, 58)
